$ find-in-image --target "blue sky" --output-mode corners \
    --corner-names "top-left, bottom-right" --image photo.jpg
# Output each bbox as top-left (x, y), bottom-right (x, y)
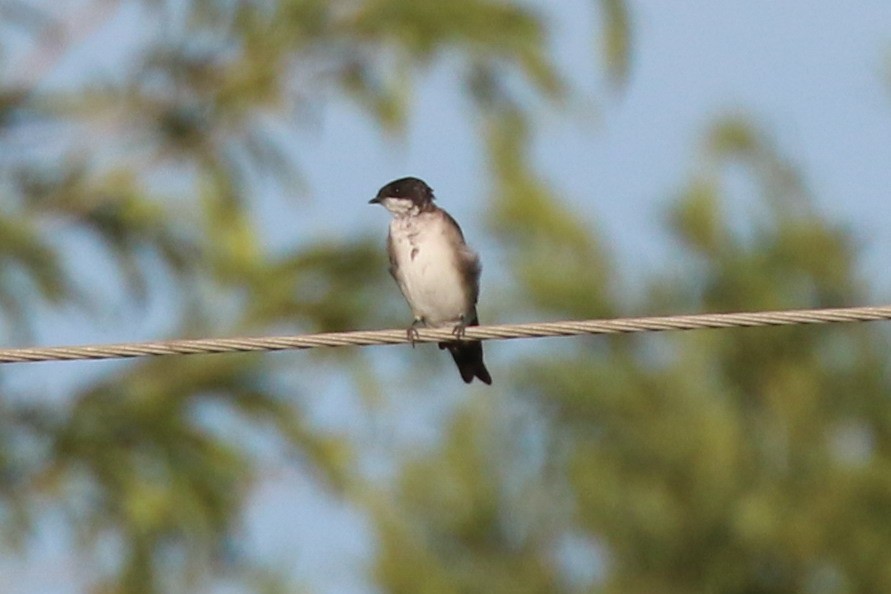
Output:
top-left (4, 1), bottom-right (891, 593)
top-left (287, 0), bottom-right (891, 295)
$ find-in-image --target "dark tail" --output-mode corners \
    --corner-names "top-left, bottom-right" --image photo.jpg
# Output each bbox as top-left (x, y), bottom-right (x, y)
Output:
top-left (438, 315), bottom-right (492, 385)
top-left (439, 341), bottom-right (492, 384)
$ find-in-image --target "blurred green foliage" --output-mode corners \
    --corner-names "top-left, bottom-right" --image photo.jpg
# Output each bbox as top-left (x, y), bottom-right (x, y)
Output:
top-left (3, 2), bottom-right (890, 594)
top-left (371, 110), bottom-right (891, 594)
top-left (0, 1), bottom-right (625, 591)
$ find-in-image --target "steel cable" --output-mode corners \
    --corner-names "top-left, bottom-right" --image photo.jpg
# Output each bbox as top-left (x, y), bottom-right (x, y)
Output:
top-left (0, 304), bottom-right (889, 364)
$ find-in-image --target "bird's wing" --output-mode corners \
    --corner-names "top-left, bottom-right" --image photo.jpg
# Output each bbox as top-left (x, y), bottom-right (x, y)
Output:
top-left (440, 210), bottom-right (481, 306)
top-left (386, 231), bottom-right (400, 282)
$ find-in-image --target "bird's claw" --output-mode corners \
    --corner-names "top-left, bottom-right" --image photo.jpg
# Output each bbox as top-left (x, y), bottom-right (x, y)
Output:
top-left (451, 319), bottom-right (467, 340)
top-left (407, 319), bottom-right (423, 348)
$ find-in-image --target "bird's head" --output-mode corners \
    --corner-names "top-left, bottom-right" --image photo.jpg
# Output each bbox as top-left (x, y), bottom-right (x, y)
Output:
top-left (369, 177), bottom-right (435, 215)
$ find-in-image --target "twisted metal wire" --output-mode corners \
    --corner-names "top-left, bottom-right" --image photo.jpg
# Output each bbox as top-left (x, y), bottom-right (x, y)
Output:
top-left (1, 304), bottom-right (890, 364)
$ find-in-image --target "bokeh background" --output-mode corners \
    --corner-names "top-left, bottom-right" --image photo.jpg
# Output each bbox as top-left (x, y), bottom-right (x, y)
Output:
top-left (2, 1), bottom-right (891, 593)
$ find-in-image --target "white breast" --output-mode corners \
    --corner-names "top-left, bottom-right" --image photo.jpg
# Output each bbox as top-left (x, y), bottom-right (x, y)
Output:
top-left (389, 213), bottom-right (469, 327)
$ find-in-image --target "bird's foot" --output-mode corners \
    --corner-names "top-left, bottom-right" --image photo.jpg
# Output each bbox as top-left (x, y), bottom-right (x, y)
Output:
top-left (407, 318), bottom-right (424, 348)
top-left (451, 317), bottom-right (467, 341)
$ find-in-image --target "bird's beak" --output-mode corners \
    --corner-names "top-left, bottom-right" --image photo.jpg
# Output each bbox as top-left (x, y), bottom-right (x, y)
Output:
top-left (369, 196), bottom-right (381, 204)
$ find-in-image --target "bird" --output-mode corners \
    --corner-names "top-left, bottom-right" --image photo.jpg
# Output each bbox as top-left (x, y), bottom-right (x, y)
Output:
top-left (369, 177), bottom-right (492, 385)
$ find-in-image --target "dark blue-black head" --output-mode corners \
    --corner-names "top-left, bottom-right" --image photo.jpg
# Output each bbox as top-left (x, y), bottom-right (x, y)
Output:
top-left (369, 177), bottom-right (435, 212)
